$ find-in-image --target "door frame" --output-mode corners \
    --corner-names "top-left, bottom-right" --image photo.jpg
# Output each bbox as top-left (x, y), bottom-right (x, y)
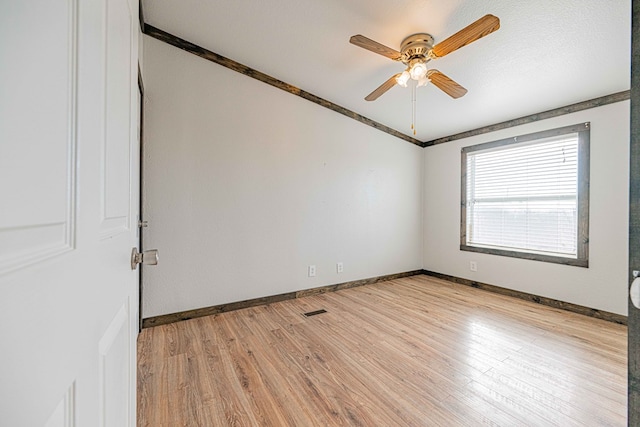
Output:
top-left (138, 65), bottom-right (145, 332)
top-left (629, 1), bottom-right (639, 424)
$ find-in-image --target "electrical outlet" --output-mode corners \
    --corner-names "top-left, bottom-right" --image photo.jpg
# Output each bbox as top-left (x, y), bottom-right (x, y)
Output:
top-left (337, 262), bottom-right (344, 273)
top-left (470, 261), bottom-right (477, 272)
top-left (308, 265), bottom-right (316, 277)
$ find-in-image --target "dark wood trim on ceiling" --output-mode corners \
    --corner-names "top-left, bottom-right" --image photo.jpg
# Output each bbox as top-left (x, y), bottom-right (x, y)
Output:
top-left (142, 24), bottom-right (422, 146)
top-left (141, 25), bottom-right (627, 150)
top-left (423, 90), bottom-right (630, 147)
top-left (422, 270), bottom-right (627, 325)
top-left (141, 269), bottom-right (424, 328)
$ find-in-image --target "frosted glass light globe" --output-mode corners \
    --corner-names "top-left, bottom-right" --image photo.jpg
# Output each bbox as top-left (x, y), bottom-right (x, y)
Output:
top-left (396, 70), bottom-right (410, 87)
top-left (410, 62), bottom-right (428, 80)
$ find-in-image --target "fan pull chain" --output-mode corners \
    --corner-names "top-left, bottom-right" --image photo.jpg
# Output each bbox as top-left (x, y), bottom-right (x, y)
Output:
top-left (411, 83), bottom-right (417, 136)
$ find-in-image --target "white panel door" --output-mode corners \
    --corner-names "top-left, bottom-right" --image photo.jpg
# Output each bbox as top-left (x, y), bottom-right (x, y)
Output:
top-left (0, 0), bottom-right (140, 426)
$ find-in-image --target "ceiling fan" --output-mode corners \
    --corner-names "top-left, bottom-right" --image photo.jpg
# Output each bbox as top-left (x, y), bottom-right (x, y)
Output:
top-left (350, 14), bottom-right (500, 101)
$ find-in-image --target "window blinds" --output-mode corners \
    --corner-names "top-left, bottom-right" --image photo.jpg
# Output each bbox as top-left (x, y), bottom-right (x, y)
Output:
top-left (466, 133), bottom-right (579, 258)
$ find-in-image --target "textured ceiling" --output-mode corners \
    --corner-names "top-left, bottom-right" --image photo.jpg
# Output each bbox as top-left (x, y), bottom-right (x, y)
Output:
top-left (142, 0), bottom-right (630, 142)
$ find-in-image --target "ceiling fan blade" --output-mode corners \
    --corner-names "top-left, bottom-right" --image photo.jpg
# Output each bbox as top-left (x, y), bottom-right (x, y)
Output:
top-left (427, 70), bottom-right (468, 98)
top-left (431, 14), bottom-right (500, 58)
top-left (350, 35), bottom-right (403, 61)
top-left (365, 73), bottom-right (401, 101)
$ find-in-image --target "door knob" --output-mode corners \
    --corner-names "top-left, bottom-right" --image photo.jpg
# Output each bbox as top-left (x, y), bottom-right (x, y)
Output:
top-left (131, 248), bottom-right (159, 270)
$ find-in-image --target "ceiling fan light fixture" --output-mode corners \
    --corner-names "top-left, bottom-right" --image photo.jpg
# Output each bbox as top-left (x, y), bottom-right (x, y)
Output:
top-left (351, 13), bottom-right (501, 131)
top-left (396, 70), bottom-right (410, 87)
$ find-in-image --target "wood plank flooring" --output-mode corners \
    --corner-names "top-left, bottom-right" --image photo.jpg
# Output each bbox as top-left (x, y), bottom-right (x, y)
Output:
top-left (137, 275), bottom-right (627, 426)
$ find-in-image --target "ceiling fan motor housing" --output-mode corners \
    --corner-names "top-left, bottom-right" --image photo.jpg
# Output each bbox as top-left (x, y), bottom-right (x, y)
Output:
top-left (400, 33), bottom-right (434, 64)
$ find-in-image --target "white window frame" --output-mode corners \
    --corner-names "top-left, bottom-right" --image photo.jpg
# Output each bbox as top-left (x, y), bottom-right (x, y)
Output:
top-left (460, 123), bottom-right (590, 267)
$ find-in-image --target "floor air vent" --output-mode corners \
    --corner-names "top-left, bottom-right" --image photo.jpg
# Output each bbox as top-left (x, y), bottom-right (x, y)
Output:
top-left (303, 309), bottom-right (327, 317)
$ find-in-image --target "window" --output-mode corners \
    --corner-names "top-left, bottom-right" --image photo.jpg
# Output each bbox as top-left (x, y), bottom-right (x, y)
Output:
top-left (460, 123), bottom-right (590, 267)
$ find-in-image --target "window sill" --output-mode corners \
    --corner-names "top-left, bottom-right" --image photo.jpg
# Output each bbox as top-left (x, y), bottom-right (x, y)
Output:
top-left (460, 244), bottom-right (589, 268)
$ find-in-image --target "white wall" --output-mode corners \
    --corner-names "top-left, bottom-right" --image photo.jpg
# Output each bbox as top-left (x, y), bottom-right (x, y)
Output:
top-left (142, 36), bottom-right (423, 318)
top-left (423, 101), bottom-right (630, 315)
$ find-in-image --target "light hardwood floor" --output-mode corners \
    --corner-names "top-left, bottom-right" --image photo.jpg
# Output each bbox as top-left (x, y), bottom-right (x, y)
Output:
top-left (137, 275), bottom-right (627, 426)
